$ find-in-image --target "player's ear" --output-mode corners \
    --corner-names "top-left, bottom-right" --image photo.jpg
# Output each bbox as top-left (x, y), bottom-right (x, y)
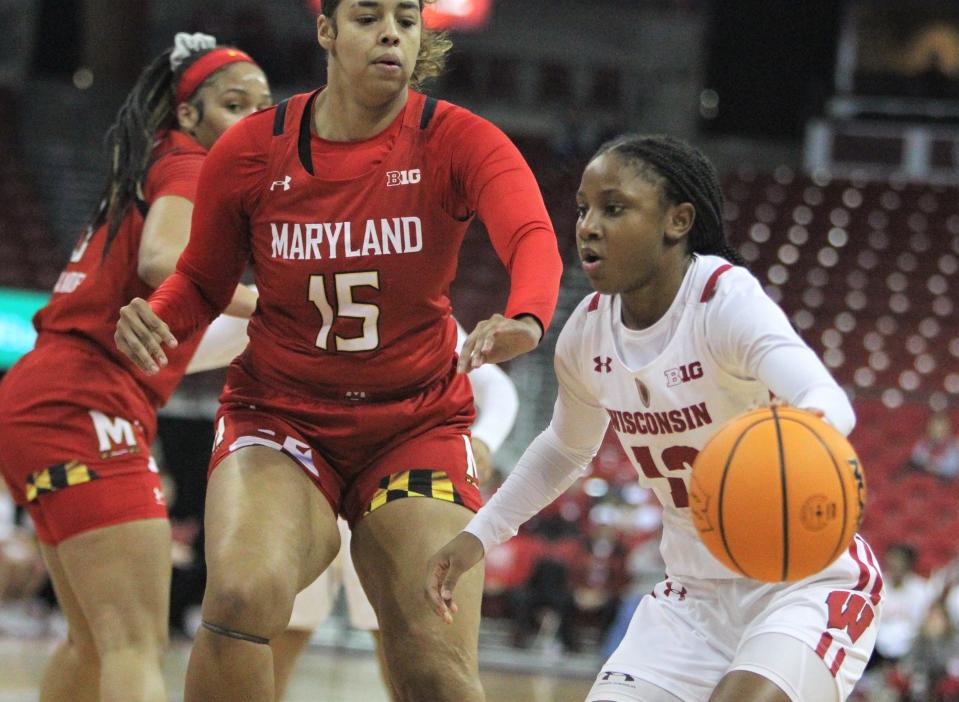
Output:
top-left (665, 202), bottom-right (694, 244)
top-left (175, 101), bottom-right (200, 133)
top-left (317, 13), bottom-right (336, 51)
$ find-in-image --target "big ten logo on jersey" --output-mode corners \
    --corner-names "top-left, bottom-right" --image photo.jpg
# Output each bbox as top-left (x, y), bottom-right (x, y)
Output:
top-left (88, 410), bottom-right (140, 459)
top-left (386, 168), bottom-right (421, 187)
top-left (664, 361), bottom-right (703, 387)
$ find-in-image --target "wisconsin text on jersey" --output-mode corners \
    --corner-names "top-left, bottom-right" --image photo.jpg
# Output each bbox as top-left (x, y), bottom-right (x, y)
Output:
top-left (270, 217), bottom-right (423, 260)
top-left (606, 402), bottom-right (713, 436)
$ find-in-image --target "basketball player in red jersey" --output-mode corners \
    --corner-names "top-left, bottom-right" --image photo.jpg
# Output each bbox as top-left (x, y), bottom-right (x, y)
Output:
top-left (114, 1), bottom-right (563, 700)
top-left (0, 34), bottom-right (270, 701)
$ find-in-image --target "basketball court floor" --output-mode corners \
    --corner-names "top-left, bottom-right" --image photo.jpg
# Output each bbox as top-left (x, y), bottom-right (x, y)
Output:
top-left (0, 619), bottom-right (596, 701)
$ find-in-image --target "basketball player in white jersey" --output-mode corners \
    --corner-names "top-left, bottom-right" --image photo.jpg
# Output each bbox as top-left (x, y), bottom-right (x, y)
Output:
top-left (426, 135), bottom-right (883, 702)
top-left (188, 317), bottom-right (520, 700)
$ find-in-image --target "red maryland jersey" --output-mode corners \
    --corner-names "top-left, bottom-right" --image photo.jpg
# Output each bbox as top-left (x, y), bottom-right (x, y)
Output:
top-left (152, 90), bottom-right (562, 403)
top-left (31, 130), bottom-right (206, 413)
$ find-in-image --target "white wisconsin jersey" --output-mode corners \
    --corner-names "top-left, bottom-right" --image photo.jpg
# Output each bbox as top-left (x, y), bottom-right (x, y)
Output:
top-left (568, 256), bottom-right (769, 578)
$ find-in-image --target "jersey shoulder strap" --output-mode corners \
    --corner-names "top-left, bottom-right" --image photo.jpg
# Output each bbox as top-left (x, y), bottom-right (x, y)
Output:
top-left (272, 98), bottom-right (289, 136)
top-left (420, 96), bottom-right (438, 130)
top-left (700, 263), bottom-right (733, 303)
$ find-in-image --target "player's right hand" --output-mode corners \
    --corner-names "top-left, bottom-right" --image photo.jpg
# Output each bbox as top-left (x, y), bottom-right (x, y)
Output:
top-left (425, 531), bottom-right (485, 625)
top-left (457, 313), bottom-right (542, 372)
top-left (115, 297), bottom-right (178, 374)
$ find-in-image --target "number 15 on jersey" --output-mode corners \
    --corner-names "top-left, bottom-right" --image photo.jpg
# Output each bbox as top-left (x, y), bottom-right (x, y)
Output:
top-left (308, 271), bottom-right (381, 352)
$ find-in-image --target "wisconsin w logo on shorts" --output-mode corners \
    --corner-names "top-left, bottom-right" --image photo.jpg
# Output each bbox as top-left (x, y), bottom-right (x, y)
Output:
top-left (26, 460), bottom-right (98, 501)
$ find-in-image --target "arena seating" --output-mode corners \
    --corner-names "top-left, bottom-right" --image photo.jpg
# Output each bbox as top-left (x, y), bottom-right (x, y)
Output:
top-left (722, 166), bottom-right (959, 574)
top-left (0, 90), bottom-right (60, 290)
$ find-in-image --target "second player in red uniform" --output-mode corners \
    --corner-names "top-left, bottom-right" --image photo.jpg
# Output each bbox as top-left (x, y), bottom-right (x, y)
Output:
top-left (115, 2), bottom-right (562, 700)
top-left (0, 33), bottom-right (269, 702)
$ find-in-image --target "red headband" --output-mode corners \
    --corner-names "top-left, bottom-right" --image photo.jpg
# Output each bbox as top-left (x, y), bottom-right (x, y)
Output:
top-left (174, 48), bottom-right (257, 106)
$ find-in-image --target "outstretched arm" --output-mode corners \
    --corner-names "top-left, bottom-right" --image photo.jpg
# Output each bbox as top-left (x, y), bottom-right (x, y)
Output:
top-left (448, 112), bottom-right (563, 370)
top-left (460, 321), bottom-right (520, 482)
top-left (116, 118), bottom-right (263, 373)
top-left (707, 272), bottom-right (855, 434)
top-left (426, 320), bottom-right (609, 622)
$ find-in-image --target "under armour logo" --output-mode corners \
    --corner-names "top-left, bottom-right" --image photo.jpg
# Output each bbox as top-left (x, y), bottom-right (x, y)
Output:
top-left (601, 671), bottom-right (635, 682)
top-left (663, 581), bottom-right (687, 600)
top-left (594, 356), bottom-right (612, 373)
top-left (270, 175), bottom-right (292, 191)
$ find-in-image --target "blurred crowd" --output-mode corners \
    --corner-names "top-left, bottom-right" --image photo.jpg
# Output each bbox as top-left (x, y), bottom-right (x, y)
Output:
top-left (854, 545), bottom-right (959, 702)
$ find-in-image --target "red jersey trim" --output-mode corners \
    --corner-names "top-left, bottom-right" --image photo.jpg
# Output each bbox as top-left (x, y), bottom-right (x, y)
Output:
top-left (700, 263), bottom-right (733, 302)
top-left (587, 293), bottom-right (601, 312)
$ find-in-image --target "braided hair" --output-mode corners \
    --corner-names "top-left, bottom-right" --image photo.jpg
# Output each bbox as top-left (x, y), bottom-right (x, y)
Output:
top-left (90, 42), bottom-right (233, 259)
top-left (591, 134), bottom-right (746, 267)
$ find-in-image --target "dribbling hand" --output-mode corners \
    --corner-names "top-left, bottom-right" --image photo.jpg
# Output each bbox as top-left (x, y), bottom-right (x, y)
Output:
top-left (115, 297), bottom-right (179, 374)
top-left (425, 532), bottom-right (485, 625)
top-left (457, 313), bottom-right (541, 373)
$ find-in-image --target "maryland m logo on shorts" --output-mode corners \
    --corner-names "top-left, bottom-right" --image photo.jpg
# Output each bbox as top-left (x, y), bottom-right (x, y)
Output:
top-left (365, 469), bottom-right (464, 515)
top-left (26, 460), bottom-right (99, 502)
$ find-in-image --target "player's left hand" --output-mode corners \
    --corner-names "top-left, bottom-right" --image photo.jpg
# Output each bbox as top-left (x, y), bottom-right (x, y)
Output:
top-left (425, 532), bottom-right (485, 625)
top-left (457, 314), bottom-right (542, 373)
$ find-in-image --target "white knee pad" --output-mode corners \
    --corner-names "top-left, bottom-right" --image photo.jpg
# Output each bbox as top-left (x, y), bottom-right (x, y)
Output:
top-left (729, 632), bottom-right (840, 702)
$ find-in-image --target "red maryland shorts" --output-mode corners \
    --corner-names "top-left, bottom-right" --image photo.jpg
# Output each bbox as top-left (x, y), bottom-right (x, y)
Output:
top-left (0, 360), bottom-right (166, 545)
top-left (210, 365), bottom-right (482, 525)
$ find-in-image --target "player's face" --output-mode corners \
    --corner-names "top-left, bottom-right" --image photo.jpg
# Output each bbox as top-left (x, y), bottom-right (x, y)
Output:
top-left (320, 0), bottom-right (422, 99)
top-left (575, 152), bottom-right (691, 302)
top-left (184, 62), bottom-right (272, 150)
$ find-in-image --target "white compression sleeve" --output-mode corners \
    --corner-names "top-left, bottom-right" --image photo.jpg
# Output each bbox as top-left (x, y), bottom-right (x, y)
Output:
top-left (706, 270), bottom-right (855, 435)
top-left (463, 424), bottom-right (594, 553)
top-left (754, 346), bottom-right (856, 435)
top-left (463, 303), bottom-right (609, 553)
top-left (186, 313), bottom-right (250, 374)
top-left (469, 361), bottom-right (519, 453)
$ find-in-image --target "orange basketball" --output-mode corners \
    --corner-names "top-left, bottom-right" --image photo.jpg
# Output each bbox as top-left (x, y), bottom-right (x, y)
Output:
top-left (689, 406), bottom-right (865, 583)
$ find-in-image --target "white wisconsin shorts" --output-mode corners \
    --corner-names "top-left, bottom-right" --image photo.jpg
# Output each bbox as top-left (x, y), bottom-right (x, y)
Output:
top-left (287, 518), bottom-right (378, 631)
top-left (590, 535), bottom-right (884, 702)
